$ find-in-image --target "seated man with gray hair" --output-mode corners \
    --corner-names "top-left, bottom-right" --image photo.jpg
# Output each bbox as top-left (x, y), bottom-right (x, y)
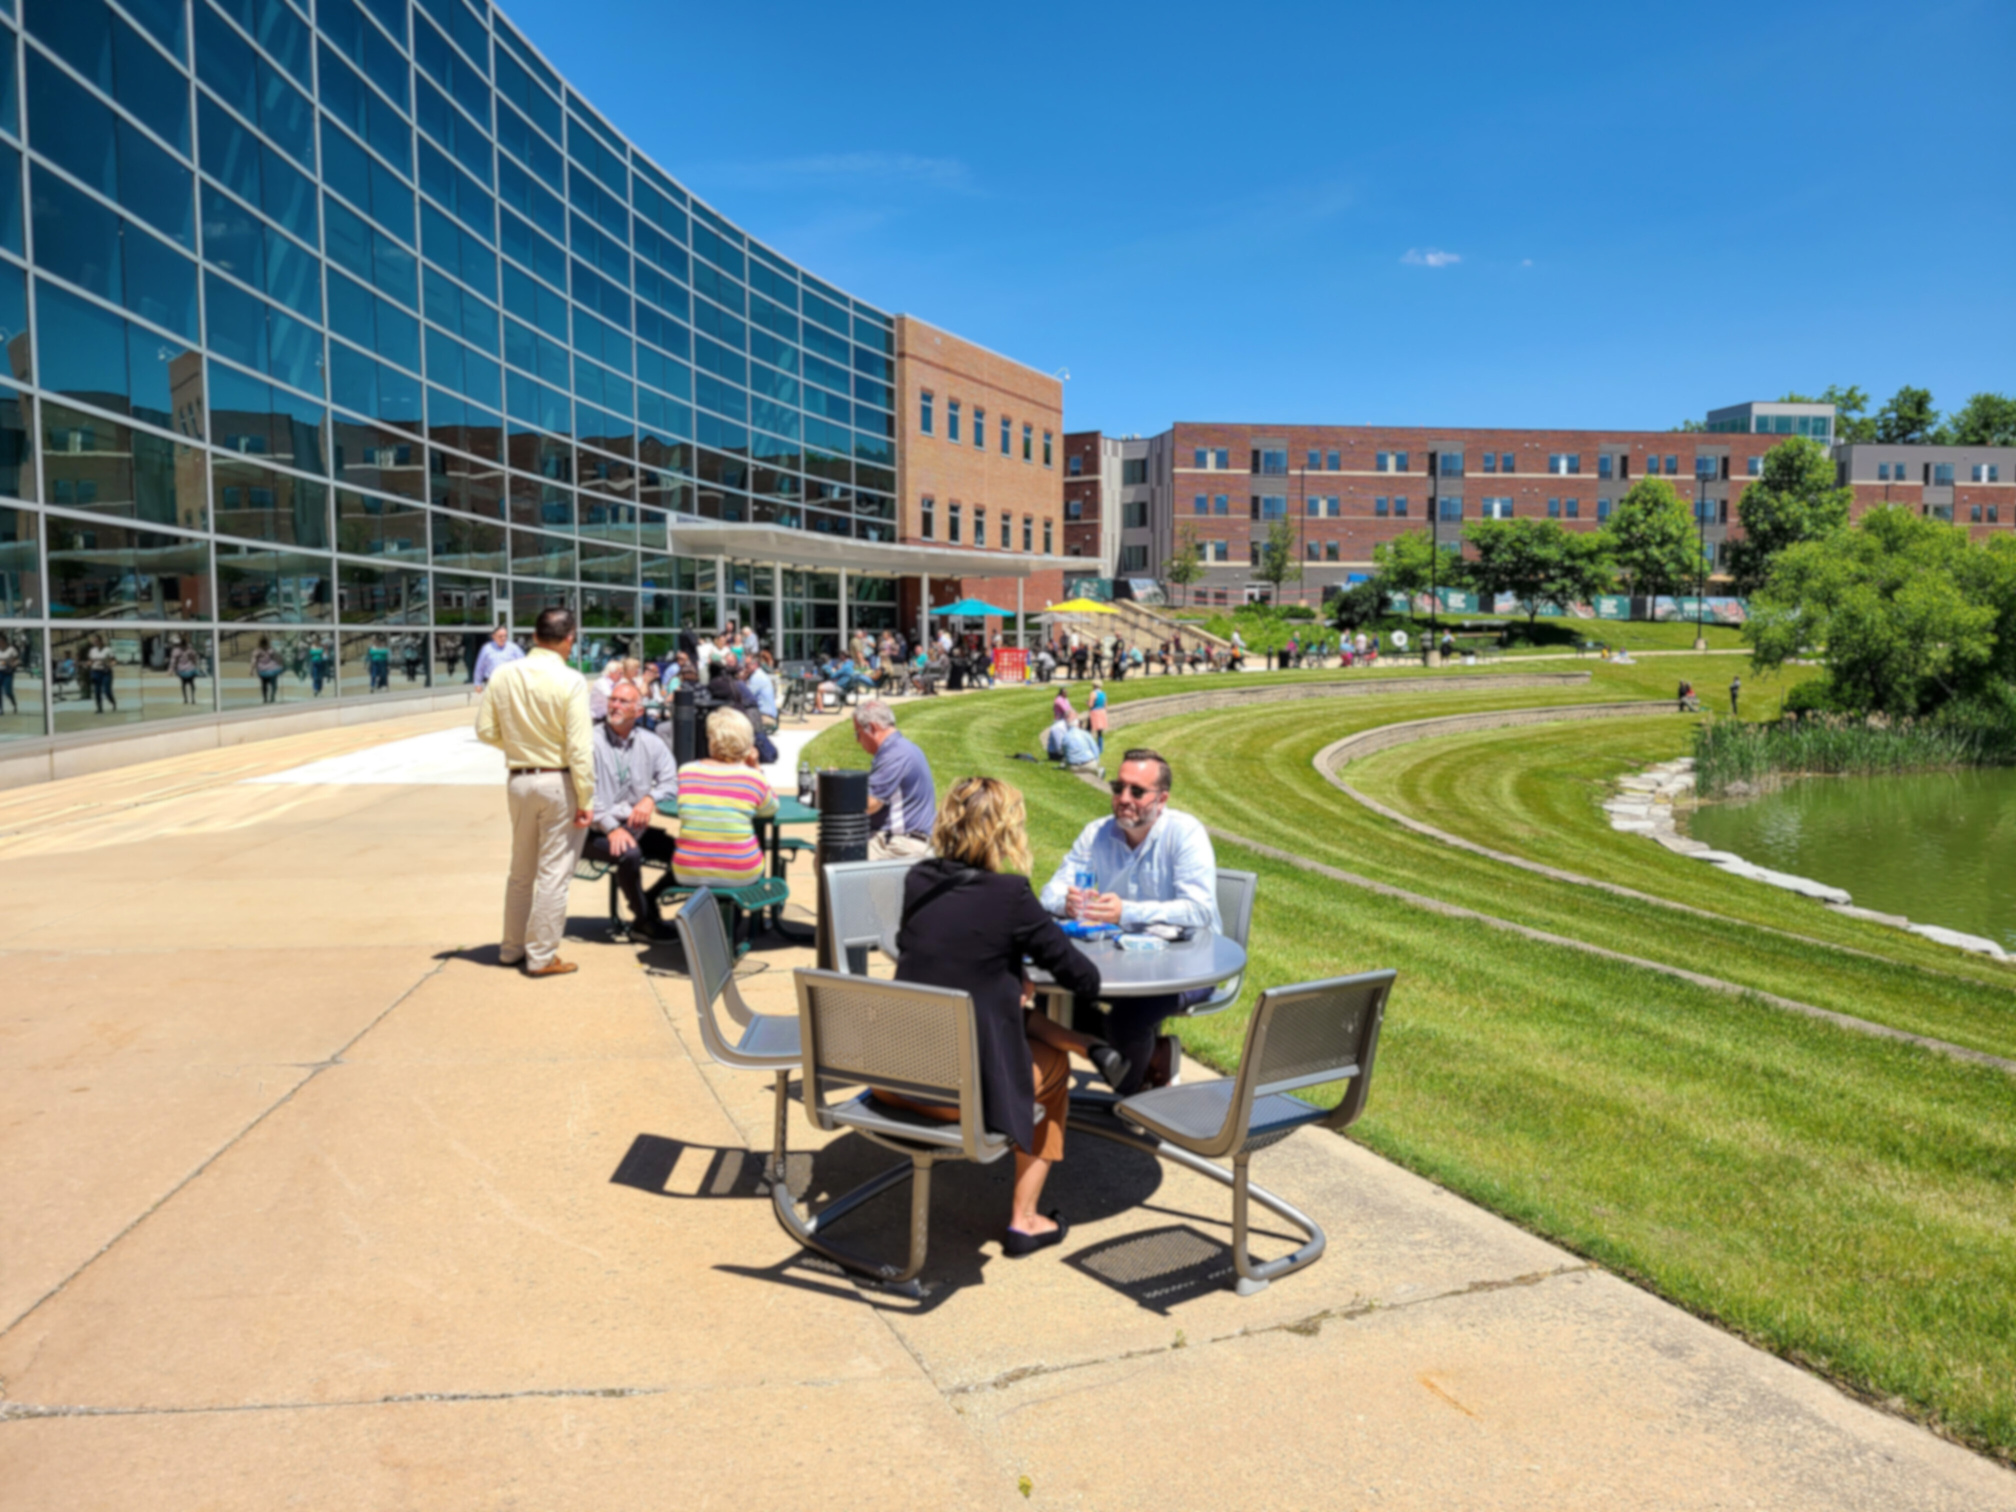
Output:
top-left (852, 699), bottom-right (935, 860)
top-left (583, 679), bottom-right (679, 937)
top-left (1045, 715), bottom-right (1102, 774)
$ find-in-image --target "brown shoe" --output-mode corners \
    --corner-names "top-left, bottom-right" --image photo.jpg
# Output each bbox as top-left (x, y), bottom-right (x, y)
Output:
top-left (522, 958), bottom-right (579, 977)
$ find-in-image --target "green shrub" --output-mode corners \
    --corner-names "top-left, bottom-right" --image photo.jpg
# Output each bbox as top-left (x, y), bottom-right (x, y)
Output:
top-left (1693, 685), bottom-right (2016, 796)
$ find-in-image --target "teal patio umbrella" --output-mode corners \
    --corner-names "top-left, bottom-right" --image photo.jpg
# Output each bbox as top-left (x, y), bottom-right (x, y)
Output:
top-left (931, 597), bottom-right (1014, 617)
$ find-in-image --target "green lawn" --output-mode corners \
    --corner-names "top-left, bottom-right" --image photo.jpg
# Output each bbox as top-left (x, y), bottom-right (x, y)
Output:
top-left (803, 669), bottom-right (2016, 1461)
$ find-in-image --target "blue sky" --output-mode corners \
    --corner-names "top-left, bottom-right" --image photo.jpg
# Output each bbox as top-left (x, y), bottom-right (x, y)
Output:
top-left (505, 0), bottom-right (2014, 437)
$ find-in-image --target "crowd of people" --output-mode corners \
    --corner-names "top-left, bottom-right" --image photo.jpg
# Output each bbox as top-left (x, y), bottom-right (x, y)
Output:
top-left (471, 607), bottom-right (1226, 1254)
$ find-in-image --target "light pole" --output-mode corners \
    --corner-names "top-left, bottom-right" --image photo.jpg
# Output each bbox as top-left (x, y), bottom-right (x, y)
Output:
top-left (1694, 466), bottom-right (1709, 652)
top-left (1427, 455), bottom-right (1440, 666)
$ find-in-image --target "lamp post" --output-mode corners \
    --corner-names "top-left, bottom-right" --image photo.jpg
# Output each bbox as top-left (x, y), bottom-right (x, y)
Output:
top-left (1427, 453), bottom-right (1440, 665)
top-left (1694, 467), bottom-right (1709, 652)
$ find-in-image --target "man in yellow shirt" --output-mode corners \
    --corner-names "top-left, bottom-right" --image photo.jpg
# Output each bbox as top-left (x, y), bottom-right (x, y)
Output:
top-left (476, 609), bottom-right (596, 976)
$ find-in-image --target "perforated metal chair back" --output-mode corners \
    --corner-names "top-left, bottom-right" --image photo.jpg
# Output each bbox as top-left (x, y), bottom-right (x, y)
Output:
top-left (793, 968), bottom-right (995, 1162)
top-left (822, 858), bottom-right (923, 973)
top-left (1241, 969), bottom-right (1395, 1133)
top-left (671, 888), bottom-right (781, 1070)
top-left (1191, 868), bottom-right (1259, 1015)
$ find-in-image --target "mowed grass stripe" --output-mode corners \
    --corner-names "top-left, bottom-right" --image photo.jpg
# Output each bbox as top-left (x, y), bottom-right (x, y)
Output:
top-left (803, 677), bottom-right (2016, 1458)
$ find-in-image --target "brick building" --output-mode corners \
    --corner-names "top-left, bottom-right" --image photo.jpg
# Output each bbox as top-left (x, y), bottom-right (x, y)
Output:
top-left (894, 317), bottom-right (1068, 626)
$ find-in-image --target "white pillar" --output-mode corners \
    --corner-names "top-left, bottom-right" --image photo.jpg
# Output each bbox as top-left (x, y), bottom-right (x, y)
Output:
top-left (714, 553), bottom-right (727, 631)
top-left (837, 567), bottom-right (849, 656)
top-left (918, 572), bottom-right (929, 652)
top-left (1016, 577), bottom-right (1025, 649)
top-left (771, 564), bottom-right (783, 661)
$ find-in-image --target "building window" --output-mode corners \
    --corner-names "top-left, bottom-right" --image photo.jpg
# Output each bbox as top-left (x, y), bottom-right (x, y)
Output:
top-left (1394, 496), bottom-right (1410, 517)
top-left (1000, 416), bottom-right (1011, 454)
top-left (1501, 453), bottom-right (1514, 473)
top-left (1990, 506), bottom-right (2002, 524)
top-left (1022, 423), bottom-right (1033, 461)
top-left (1023, 516), bottom-right (1033, 551)
top-left (947, 401), bottom-right (961, 443)
top-left (1068, 455), bottom-right (1083, 476)
top-left (1122, 500), bottom-right (1150, 528)
top-left (1564, 499), bottom-right (1580, 519)
top-left (1325, 542), bottom-right (1340, 562)
top-left (1597, 454), bottom-right (1612, 480)
top-left (920, 495), bottom-right (935, 539)
top-left (948, 503), bottom-right (962, 543)
top-left (972, 406), bottom-right (985, 449)
top-left (1327, 449), bottom-right (1340, 471)
top-left (1213, 448), bottom-right (1229, 469)
top-left (1929, 503), bottom-right (1954, 521)
top-left (1597, 498), bottom-right (1611, 521)
top-left (1307, 541), bottom-right (1323, 561)
top-left (1043, 519), bottom-right (1053, 553)
top-left (1973, 464), bottom-right (2000, 483)
top-left (1972, 505), bottom-right (1984, 523)
top-left (1878, 462), bottom-right (1893, 481)
top-left (1547, 498), bottom-right (1560, 518)
top-left (920, 392), bottom-right (934, 435)
top-left (1664, 455), bottom-right (1679, 475)
top-left (1306, 450), bottom-right (1322, 471)
top-left (1548, 453), bottom-right (1581, 476)
top-left (1256, 495), bottom-right (1288, 520)
top-left (1122, 459), bottom-right (1149, 485)
top-left (1254, 448), bottom-right (1288, 476)
top-left (974, 507), bottom-right (987, 546)
top-left (1066, 500), bottom-right (1083, 520)
top-left (1043, 431), bottom-right (1053, 466)
top-left (1481, 497), bottom-right (1513, 519)
top-left (1748, 456), bottom-right (1762, 477)
top-left (1694, 456), bottom-right (1719, 480)
top-left (1375, 451), bottom-right (1410, 473)
top-left (1934, 463), bottom-right (1955, 485)
top-left (1193, 495), bottom-right (1208, 516)
top-left (1248, 538), bottom-right (1262, 564)
top-left (1438, 497), bottom-right (1462, 520)
top-left (1439, 451), bottom-right (1464, 477)
top-left (1482, 453), bottom-right (1497, 473)
top-left (1194, 448), bottom-right (1209, 469)
top-left (1213, 495), bottom-right (1228, 515)
top-left (1000, 513), bottom-right (1011, 548)
top-left (1375, 496), bottom-right (1389, 517)
top-left (1120, 544), bottom-right (1149, 573)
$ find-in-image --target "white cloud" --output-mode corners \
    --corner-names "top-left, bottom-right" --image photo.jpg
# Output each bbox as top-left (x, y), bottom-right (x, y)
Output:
top-left (1401, 247), bottom-right (1461, 268)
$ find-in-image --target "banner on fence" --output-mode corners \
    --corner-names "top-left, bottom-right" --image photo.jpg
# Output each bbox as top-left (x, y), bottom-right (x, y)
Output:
top-left (994, 648), bottom-right (1029, 684)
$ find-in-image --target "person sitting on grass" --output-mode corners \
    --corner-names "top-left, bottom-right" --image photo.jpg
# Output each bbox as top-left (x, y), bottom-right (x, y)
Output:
top-left (1045, 715), bottom-right (1102, 774)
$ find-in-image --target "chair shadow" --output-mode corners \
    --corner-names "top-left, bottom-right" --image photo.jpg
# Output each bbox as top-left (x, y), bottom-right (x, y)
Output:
top-left (1063, 1224), bottom-right (1243, 1315)
top-left (616, 1126), bottom-right (1173, 1313)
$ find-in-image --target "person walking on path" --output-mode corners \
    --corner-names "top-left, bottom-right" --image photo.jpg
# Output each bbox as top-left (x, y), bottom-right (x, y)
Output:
top-left (1088, 679), bottom-right (1108, 753)
top-left (477, 608), bottom-right (595, 978)
top-left (1729, 674), bottom-right (1741, 717)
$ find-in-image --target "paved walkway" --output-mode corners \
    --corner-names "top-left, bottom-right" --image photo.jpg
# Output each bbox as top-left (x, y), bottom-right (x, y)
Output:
top-left (2, 704), bottom-right (2010, 1509)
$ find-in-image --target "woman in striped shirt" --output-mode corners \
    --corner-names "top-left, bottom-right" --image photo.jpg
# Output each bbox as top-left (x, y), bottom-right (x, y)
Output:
top-left (673, 708), bottom-right (778, 887)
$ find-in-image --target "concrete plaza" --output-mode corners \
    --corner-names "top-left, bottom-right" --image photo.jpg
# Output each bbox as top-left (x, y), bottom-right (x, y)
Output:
top-left (1, 704), bottom-right (2010, 1510)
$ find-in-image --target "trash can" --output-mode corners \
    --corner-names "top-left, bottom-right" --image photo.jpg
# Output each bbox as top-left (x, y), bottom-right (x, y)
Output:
top-left (814, 768), bottom-right (872, 972)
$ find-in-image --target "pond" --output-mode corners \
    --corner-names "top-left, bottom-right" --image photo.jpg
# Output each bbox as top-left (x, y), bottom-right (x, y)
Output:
top-left (1686, 766), bottom-right (2016, 950)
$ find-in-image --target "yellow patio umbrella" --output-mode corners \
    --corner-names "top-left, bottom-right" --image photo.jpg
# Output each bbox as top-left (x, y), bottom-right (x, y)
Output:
top-left (1043, 597), bottom-right (1119, 615)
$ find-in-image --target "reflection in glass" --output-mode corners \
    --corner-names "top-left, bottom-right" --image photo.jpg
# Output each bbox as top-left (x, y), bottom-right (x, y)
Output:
top-left (0, 384), bottom-right (33, 498)
top-left (512, 579), bottom-right (572, 628)
top-left (215, 540), bottom-right (333, 622)
top-left (0, 504), bottom-right (39, 616)
top-left (336, 487), bottom-right (428, 558)
top-left (50, 626), bottom-right (213, 732)
top-left (45, 519), bottom-right (211, 619)
top-left (332, 413), bottom-right (426, 498)
top-left (0, 626), bottom-right (46, 741)
top-left (579, 584), bottom-right (637, 629)
top-left (431, 628), bottom-right (505, 686)
top-left (212, 455), bottom-right (329, 547)
top-left (338, 562), bottom-right (428, 624)
top-left (340, 628), bottom-right (427, 693)
top-left (217, 627), bottom-right (331, 709)
top-left (430, 571), bottom-right (495, 627)
top-left (42, 399), bottom-right (207, 528)
top-left (432, 509), bottom-right (506, 573)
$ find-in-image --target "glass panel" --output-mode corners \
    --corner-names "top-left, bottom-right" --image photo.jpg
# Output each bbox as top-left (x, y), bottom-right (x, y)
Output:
top-left (335, 486), bottom-right (428, 558)
top-left (431, 507), bottom-right (505, 572)
top-left (218, 626), bottom-right (334, 709)
top-left (50, 626), bottom-right (212, 731)
top-left (340, 628), bottom-right (428, 691)
top-left (429, 570), bottom-right (495, 626)
top-left (0, 624), bottom-right (45, 739)
top-left (0, 501), bottom-right (38, 615)
top-left (211, 454), bottom-right (328, 546)
top-left (214, 539), bottom-right (332, 621)
top-left (337, 562), bottom-right (428, 625)
top-left (42, 399), bottom-right (205, 527)
top-left (510, 578), bottom-right (571, 627)
top-left (46, 519), bottom-right (210, 618)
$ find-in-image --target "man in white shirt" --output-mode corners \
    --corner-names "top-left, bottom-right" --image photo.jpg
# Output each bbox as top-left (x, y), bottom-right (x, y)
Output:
top-left (1039, 747), bottom-right (1220, 1092)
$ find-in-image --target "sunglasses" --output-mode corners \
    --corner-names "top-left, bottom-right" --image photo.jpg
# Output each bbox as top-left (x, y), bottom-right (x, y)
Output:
top-left (1109, 781), bottom-right (1164, 800)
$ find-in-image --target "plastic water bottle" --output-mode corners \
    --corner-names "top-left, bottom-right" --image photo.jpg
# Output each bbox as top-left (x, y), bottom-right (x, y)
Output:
top-left (798, 761), bottom-right (814, 805)
top-left (1073, 867), bottom-right (1096, 922)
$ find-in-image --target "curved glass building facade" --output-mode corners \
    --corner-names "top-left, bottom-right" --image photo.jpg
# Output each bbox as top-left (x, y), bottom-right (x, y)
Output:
top-left (0, 0), bottom-right (937, 743)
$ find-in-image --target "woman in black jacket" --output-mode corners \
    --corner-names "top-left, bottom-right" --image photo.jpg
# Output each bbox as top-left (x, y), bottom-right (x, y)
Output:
top-left (885, 777), bottom-right (1105, 1256)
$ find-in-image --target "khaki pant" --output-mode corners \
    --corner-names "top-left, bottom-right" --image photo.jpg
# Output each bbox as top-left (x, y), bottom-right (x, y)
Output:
top-left (868, 832), bottom-right (932, 861)
top-left (878, 1038), bottom-right (1069, 1163)
top-left (502, 771), bottom-right (586, 969)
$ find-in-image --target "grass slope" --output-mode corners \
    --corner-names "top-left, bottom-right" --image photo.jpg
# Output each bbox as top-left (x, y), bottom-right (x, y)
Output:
top-left (803, 669), bottom-right (2016, 1459)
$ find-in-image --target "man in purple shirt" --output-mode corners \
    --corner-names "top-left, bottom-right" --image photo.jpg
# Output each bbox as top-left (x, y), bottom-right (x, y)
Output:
top-left (853, 700), bottom-right (935, 860)
top-left (472, 624), bottom-right (525, 690)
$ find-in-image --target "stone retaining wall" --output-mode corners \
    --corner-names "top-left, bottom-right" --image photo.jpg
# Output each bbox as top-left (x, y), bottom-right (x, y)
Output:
top-left (1318, 700), bottom-right (1671, 769)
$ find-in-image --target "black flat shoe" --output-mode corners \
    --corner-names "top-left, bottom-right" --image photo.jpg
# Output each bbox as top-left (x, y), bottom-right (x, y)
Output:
top-left (1090, 1044), bottom-right (1132, 1091)
top-left (1003, 1212), bottom-right (1069, 1258)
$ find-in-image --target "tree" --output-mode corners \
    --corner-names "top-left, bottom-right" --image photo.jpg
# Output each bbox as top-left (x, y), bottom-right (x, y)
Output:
top-left (1724, 436), bottom-right (1854, 596)
top-left (1671, 418), bottom-right (1707, 433)
top-left (1254, 518), bottom-right (1302, 602)
top-left (1874, 385), bottom-right (1941, 444)
top-left (1463, 518), bottom-right (1613, 629)
top-left (1164, 525), bottom-right (1204, 607)
top-left (1601, 478), bottom-right (1699, 598)
top-left (1946, 392), bottom-right (2016, 447)
top-left (1781, 384), bottom-right (1874, 443)
top-left (1329, 577), bottom-right (1386, 634)
top-left (1746, 506), bottom-right (1998, 717)
top-left (1371, 527), bottom-right (1449, 609)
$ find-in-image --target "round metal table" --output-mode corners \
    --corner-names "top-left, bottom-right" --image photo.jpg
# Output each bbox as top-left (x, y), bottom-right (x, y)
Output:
top-left (1027, 930), bottom-right (1246, 996)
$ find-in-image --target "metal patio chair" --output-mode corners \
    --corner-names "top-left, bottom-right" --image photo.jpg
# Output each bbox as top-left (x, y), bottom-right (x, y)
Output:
top-left (1088, 969), bottom-right (1396, 1297)
top-left (822, 857), bottom-right (923, 973)
top-left (775, 969), bottom-right (1010, 1295)
top-left (1184, 868), bottom-right (1258, 1017)
top-left (669, 889), bottom-right (801, 1182)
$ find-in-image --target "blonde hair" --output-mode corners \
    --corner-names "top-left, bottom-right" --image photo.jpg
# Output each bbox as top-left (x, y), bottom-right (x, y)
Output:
top-left (932, 776), bottom-right (1031, 875)
top-left (705, 706), bottom-right (755, 762)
